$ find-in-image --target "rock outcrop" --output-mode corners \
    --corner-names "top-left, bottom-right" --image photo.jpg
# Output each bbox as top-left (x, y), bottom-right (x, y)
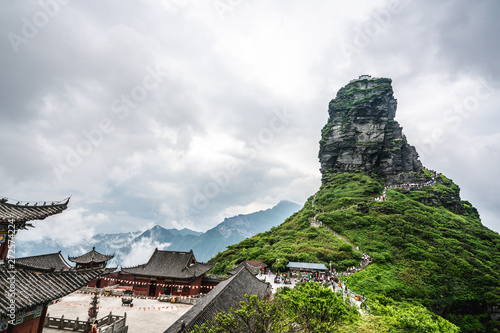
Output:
top-left (319, 75), bottom-right (425, 185)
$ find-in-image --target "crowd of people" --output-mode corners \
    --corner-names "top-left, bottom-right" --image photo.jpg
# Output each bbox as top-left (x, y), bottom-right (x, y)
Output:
top-left (266, 271), bottom-right (367, 303)
top-left (374, 169), bottom-right (440, 201)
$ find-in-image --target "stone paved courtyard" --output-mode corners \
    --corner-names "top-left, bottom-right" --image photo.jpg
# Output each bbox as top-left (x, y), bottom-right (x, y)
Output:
top-left (42, 292), bottom-right (191, 333)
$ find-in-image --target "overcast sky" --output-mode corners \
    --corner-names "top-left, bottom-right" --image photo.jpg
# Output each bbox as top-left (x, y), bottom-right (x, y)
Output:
top-left (2, 0), bottom-right (499, 248)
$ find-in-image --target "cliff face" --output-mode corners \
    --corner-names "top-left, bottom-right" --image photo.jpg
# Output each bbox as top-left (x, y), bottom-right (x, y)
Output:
top-left (319, 75), bottom-right (424, 185)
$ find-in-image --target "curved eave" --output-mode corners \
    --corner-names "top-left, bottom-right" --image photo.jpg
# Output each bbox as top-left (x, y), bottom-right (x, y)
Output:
top-left (0, 197), bottom-right (70, 223)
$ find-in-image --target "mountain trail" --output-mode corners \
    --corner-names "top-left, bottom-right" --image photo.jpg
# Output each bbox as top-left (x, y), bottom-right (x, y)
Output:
top-left (309, 171), bottom-right (440, 277)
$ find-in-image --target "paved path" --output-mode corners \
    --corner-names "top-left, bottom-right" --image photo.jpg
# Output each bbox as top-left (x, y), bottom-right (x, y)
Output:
top-left (306, 171), bottom-right (440, 307)
top-left (310, 193), bottom-right (359, 253)
top-left (257, 274), bottom-right (364, 313)
top-left (43, 292), bottom-right (191, 333)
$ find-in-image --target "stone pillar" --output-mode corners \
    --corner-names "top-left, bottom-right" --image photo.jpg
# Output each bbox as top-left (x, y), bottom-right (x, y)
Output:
top-left (74, 317), bottom-right (79, 331)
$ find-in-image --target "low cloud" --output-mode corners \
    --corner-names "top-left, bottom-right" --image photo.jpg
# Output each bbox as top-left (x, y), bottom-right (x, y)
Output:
top-left (15, 207), bottom-right (109, 248)
top-left (120, 237), bottom-right (171, 268)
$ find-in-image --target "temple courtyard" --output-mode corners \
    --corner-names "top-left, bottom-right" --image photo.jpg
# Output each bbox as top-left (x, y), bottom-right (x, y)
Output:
top-left (42, 292), bottom-right (191, 333)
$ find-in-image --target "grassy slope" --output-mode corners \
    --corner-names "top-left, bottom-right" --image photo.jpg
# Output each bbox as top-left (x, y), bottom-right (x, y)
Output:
top-left (210, 171), bottom-right (500, 332)
top-left (209, 201), bottom-right (361, 274)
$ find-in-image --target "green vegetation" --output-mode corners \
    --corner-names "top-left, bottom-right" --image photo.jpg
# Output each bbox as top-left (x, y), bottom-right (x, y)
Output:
top-left (328, 78), bottom-right (393, 114)
top-left (319, 122), bottom-right (333, 148)
top-left (209, 202), bottom-right (361, 274)
top-left (210, 171), bottom-right (500, 332)
top-left (194, 282), bottom-right (359, 332)
top-left (276, 282), bottom-right (359, 332)
top-left (193, 282), bottom-right (459, 332)
top-left (340, 300), bottom-right (460, 333)
top-left (193, 294), bottom-right (289, 332)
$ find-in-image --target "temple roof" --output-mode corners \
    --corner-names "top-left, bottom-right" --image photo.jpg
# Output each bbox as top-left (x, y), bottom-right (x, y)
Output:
top-left (246, 260), bottom-right (267, 268)
top-left (286, 261), bottom-right (328, 271)
top-left (0, 264), bottom-right (103, 316)
top-left (15, 252), bottom-right (72, 272)
top-left (121, 249), bottom-right (213, 279)
top-left (68, 247), bottom-right (114, 264)
top-left (227, 261), bottom-right (261, 276)
top-left (0, 197), bottom-right (69, 225)
top-left (104, 267), bottom-right (118, 274)
top-left (164, 266), bottom-right (272, 333)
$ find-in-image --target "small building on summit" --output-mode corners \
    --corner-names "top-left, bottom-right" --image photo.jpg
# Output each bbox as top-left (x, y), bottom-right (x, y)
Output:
top-left (115, 249), bottom-right (213, 298)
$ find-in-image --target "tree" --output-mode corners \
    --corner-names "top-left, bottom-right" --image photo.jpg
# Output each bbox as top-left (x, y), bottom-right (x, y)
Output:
top-left (275, 282), bottom-right (358, 332)
top-left (193, 294), bottom-right (290, 333)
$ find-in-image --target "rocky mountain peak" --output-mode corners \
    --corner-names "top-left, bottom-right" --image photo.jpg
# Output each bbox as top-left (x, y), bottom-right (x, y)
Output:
top-left (319, 75), bottom-right (424, 185)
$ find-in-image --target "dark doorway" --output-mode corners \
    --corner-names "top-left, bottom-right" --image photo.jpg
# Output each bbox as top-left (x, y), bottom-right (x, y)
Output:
top-left (96, 279), bottom-right (101, 288)
top-left (149, 282), bottom-right (156, 297)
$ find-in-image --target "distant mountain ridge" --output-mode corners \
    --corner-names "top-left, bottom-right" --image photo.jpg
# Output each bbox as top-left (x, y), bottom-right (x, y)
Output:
top-left (15, 200), bottom-right (301, 264)
top-left (190, 200), bottom-right (301, 260)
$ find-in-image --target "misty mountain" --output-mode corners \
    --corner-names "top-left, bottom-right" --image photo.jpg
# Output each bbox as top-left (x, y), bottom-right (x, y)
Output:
top-left (190, 200), bottom-right (301, 261)
top-left (15, 200), bottom-right (301, 265)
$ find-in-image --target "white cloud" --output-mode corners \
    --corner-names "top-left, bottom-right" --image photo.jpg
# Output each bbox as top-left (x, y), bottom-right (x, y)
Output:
top-left (120, 238), bottom-right (171, 268)
top-left (15, 207), bottom-right (109, 247)
top-left (1, 0), bottom-right (499, 238)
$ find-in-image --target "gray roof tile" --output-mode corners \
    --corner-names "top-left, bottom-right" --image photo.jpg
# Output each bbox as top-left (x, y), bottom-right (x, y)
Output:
top-left (121, 249), bottom-right (212, 279)
top-left (68, 247), bottom-right (114, 264)
top-left (0, 264), bottom-right (103, 316)
top-left (15, 252), bottom-right (72, 271)
top-left (164, 266), bottom-right (271, 333)
top-left (0, 197), bottom-right (69, 224)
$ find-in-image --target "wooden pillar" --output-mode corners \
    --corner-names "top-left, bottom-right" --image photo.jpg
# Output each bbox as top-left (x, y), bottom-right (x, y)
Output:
top-left (0, 239), bottom-right (9, 260)
top-left (37, 305), bottom-right (48, 333)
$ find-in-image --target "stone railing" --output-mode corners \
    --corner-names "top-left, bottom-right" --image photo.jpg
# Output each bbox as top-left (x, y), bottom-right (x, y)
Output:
top-left (44, 312), bottom-right (127, 333)
top-left (80, 285), bottom-right (121, 295)
top-left (99, 313), bottom-right (128, 333)
top-left (157, 293), bottom-right (202, 305)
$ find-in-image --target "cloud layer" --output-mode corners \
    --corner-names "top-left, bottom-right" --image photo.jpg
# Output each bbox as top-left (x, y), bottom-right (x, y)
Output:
top-left (2, 0), bottom-right (499, 249)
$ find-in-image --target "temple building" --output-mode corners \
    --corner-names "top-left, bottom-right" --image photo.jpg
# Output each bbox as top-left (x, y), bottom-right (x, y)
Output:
top-left (69, 247), bottom-right (114, 269)
top-left (0, 196), bottom-right (105, 333)
top-left (14, 251), bottom-right (71, 272)
top-left (164, 266), bottom-right (272, 332)
top-left (0, 264), bottom-right (104, 332)
top-left (227, 260), bottom-right (267, 276)
top-left (0, 197), bottom-right (69, 259)
top-left (69, 247), bottom-right (116, 288)
top-left (115, 249), bottom-right (213, 297)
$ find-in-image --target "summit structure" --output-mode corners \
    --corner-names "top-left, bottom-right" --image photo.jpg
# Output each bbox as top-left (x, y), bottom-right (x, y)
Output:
top-left (319, 75), bottom-right (424, 184)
